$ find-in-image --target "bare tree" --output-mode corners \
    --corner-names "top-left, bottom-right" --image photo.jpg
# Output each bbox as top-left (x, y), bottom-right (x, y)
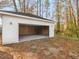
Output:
top-left (23, 0), bottom-right (25, 13)
top-left (55, 0), bottom-right (61, 32)
top-left (0, 0), bottom-right (12, 9)
top-left (12, 0), bottom-right (18, 12)
top-left (76, 0), bottom-right (79, 25)
top-left (37, 0), bottom-right (38, 15)
top-left (44, 0), bottom-right (50, 18)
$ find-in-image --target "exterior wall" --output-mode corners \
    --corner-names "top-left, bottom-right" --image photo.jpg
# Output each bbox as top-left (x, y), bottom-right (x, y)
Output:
top-left (49, 25), bottom-right (55, 37)
top-left (2, 15), bottom-right (54, 44)
top-left (2, 18), bottom-right (19, 44)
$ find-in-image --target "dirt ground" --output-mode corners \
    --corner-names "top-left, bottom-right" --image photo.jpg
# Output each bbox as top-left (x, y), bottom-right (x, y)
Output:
top-left (0, 37), bottom-right (79, 59)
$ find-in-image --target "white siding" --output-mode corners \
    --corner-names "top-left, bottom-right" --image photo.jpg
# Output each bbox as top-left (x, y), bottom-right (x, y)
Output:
top-left (2, 17), bottom-right (19, 44)
top-left (0, 15), bottom-right (2, 33)
top-left (49, 25), bottom-right (54, 37)
top-left (0, 15), bottom-right (2, 25)
top-left (2, 15), bottom-right (54, 44)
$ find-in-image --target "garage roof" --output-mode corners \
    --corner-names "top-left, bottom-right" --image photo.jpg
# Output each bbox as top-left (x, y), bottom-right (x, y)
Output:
top-left (0, 10), bottom-right (53, 22)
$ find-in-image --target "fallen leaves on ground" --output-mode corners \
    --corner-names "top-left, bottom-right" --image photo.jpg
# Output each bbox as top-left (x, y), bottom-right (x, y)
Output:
top-left (0, 37), bottom-right (79, 59)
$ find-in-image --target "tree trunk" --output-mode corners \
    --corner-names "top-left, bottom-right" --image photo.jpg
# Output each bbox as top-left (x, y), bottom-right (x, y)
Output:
top-left (37, 0), bottom-right (38, 15)
top-left (41, 0), bottom-right (43, 17)
top-left (23, 0), bottom-right (25, 13)
top-left (18, 0), bottom-right (21, 12)
top-left (13, 0), bottom-right (18, 12)
top-left (56, 0), bottom-right (61, 32)
top-left (26, 0), bottom-right (30, 13)
top-left (39, 0), bottom-right (42, 16)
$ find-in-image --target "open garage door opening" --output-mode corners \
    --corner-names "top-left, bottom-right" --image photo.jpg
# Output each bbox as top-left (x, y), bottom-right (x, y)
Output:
top-left (19, 24), bottom-right (49, 42)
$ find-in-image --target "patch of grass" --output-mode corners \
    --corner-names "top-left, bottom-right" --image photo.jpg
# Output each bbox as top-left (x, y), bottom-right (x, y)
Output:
top-left (55, 34), bottom-right (79, 41)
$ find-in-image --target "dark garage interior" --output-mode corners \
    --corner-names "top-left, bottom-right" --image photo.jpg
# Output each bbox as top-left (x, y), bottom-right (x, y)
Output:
top-left (19, 24), bottom-right (49, 42)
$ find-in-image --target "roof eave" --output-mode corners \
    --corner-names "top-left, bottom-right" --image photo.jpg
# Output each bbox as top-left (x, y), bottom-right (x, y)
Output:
top-left (0, 11), bottom-right (55, 23)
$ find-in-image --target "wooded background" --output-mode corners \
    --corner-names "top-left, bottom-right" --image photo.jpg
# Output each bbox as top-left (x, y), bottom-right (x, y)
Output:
top-left (0, 0), bottom-right (79, 39)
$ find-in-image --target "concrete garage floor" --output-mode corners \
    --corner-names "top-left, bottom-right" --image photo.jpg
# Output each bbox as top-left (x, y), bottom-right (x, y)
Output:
top-left (19, 35), bottom-right (49, 42)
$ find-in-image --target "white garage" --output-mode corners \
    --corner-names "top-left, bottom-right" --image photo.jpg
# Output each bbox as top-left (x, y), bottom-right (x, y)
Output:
top-left (0, 11), bottom-right (55, 44)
